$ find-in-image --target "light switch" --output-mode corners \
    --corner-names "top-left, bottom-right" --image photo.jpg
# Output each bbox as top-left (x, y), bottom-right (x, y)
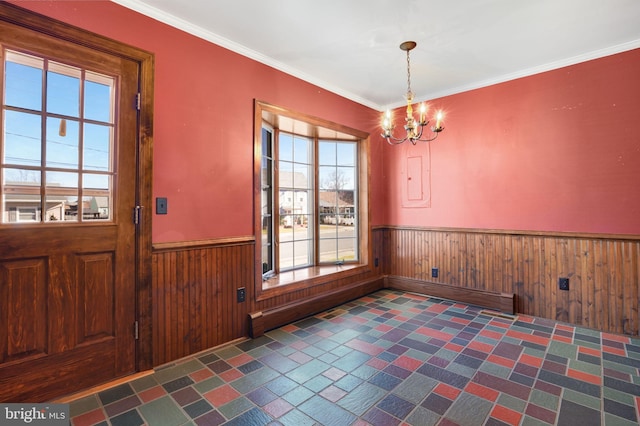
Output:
top-left (156, 197), bottom-right (168, 215)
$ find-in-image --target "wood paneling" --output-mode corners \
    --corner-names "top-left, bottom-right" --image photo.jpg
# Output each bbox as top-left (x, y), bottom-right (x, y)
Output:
top-left (77, 253), bottom-right (114, 343)
top-left (385, 227), bottom-right (640, 335)
top-left (152, 240), bottom-right (255, 366)
top-left (0, 259), bottom-right (47, 361)
top-left (151, 229), bottom-right (386, 366)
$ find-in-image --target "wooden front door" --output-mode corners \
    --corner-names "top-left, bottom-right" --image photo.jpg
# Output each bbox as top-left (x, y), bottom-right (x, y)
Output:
top-left (0, 14), bottom-right (140, 402)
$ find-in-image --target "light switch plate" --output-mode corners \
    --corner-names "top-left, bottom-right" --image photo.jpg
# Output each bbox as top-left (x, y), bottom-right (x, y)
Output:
top-left (156, 197), bottom-right (168, 214)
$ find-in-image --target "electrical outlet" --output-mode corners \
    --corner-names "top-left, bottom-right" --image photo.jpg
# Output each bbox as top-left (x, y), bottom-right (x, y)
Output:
top-left (237, 287), bottom-right (246, 303)
top-left (156, 197), bottom-right (168, 215)
top-left (432, 267), bottom-right (439, 278)
top-left (559, 277), bottom-right (569, 291)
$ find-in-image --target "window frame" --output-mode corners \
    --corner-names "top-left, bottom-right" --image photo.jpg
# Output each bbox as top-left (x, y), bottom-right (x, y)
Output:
top-left (254, 100), bottom-right (371, 299)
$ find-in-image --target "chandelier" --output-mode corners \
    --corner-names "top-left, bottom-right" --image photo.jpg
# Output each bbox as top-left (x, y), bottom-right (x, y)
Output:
top-left (381, 41), bottom-right (444, 145)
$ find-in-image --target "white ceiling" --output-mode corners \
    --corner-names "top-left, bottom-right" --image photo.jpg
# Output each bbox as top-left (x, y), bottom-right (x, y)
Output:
top-left (114, 0), bottom-right (640, 110)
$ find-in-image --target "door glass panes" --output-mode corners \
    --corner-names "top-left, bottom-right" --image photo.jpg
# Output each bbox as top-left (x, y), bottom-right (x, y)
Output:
top-left (2, 168), bottom-right (40, 223)
top-left (84, 72), bottom-right (113, 122)
top-left (46, 116), bottom-right (79, 169)
top-left (83, 174), bottom-right (111, 221)
top-left (46, 62), bottom-right (80, 117)
top-left (1, 49), bottom-right (116, 224)
top-left (318, 140), bottom-right (358, 263)
top-left (3, 110), bottom-right (41, 166)
top-left (84, 123), bottom-right (111, 171)
top-left (4, 52), bottom-right (42, 111)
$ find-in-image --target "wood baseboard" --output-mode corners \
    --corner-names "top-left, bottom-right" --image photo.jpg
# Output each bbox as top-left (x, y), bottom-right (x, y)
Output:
top-left (249, 277), bottom-right (385, 337)
top-left (52, 370), bottom-right (154, 403)
top-left (386, 276), bottom-right (515, 314)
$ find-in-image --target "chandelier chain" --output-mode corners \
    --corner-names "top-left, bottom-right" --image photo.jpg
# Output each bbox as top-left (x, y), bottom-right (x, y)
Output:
top-left (406, 50), bottom-right (412, 95)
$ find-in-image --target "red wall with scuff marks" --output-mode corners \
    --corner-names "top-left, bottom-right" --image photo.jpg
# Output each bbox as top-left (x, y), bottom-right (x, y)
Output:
top-left (384, 49), bottom-right (640, 235)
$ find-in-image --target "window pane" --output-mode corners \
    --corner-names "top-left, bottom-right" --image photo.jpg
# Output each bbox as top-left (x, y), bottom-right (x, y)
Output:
top-left (318, 141), bottom-right (335, 166)
top-left (318, 166), bottom-right (335, 191)
top-left (318, 140), bottom-right (358, 264)
top-left (2, 168), bottom-right (41, 223)
top-left (261, 223), bottom-right (271, 247)
top-left (337, 143), bottom-right (356, 166)
top-left (339, 167), bottom-right (355, 190)
top-left (293, 240), bottom-right (312, 268)
top-left (45, 194), bottom-right (70, 222)
top-left (4, 110), bottom-right (41, 166)
top-left (292, 163), bottom-right (310, 189)
top-left (4, 168), bottom-right (41, 186)
top-left (83, 173), bottom-right (109, 191)
top-left (319, 236), bottom-right (357, 263)
top-left (319, 238), bottom-right (338, 263)
top-left (290, 219), bottom-right (311, 239)
top-left (81, 195), bottom-right (109, 220)
top-left (261, 189), bottom-right (270, 216)
top-left (279, 133), bottom-right (293, 162)
top-left (84, 73), bottom-right (113, 122)
top-left (261, 157), bottom-right (272, 186)
top-left (292, 189), bottom-right (309, 212)
top-left (279, 241), bottom-right (294, 270)
top-left (261, 126), bottom-right (275, 276)
top-left (83, 123), bottom-right (111, 171)
top-left (279, 220), bottom-right (313, 271)
top-left (280, 240), bottom-right (312, 270)
top-left (261, 244), bottom-right (272, 274)
top-left (261, 128), bottom-right (272, 158)
top-left (60, 197), bottom-right (79, 222)
top-left (46, 62), bottom-right (81, 117)
top-left (46, 117), bottom-right (79, 169)
top-left (281, 213), bottom-right (293, 229)
top-left (293, 136), bottom-right (309, 164)
top-left (46, 171), bottom-right (78, 189)
top-left (5, 52), bottom-right (43, 111)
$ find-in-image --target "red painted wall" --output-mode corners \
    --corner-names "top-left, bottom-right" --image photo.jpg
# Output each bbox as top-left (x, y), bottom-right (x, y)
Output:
top-left (384, 49), bottom-right (640, 235)
top-left (10, 2), bottom-right (640, 238)
top-left (13, 1), bottom-right (383, 243)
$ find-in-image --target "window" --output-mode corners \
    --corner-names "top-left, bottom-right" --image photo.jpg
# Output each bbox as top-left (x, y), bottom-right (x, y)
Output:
top-left (318, 140), bottom-right (358, 263)
top-left (1, 49), bottom-right (115, 224)
top-left (256, 101), bottom-right (369, 291)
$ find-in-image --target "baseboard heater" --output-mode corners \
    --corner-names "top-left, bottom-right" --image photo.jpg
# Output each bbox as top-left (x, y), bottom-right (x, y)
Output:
top-left (248, 277), bottom-right (384, 338)
top-left (386, 275), bottom-right (516, 315)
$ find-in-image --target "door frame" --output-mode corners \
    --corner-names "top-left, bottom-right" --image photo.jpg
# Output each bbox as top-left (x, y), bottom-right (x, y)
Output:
top-left (0, 3), bottom-right (155, 371)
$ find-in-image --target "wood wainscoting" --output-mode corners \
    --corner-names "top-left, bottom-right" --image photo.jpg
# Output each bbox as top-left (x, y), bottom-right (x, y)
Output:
top-left (152, 237), bottom-right (255, 366)
top-left (151, 230), bottom-right (386, 367)
top-left (384, 227), bottom-right (640, 336)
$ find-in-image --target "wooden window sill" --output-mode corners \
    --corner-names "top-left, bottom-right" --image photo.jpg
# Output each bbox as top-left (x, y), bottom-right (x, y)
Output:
top-left (258, 263), bottom-right (368, 300)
